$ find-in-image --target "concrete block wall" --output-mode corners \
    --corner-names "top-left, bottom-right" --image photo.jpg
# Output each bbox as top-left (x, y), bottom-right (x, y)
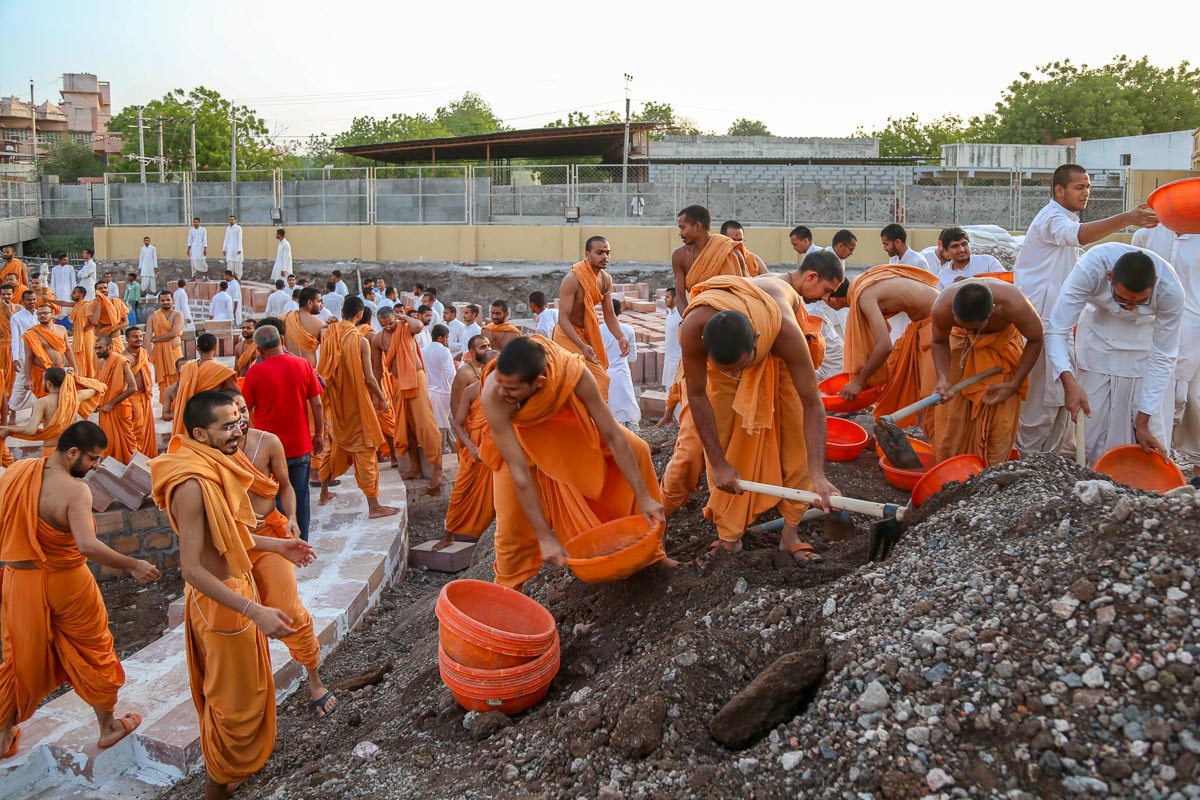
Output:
top-left (94, 506), bottom-right (178, 580)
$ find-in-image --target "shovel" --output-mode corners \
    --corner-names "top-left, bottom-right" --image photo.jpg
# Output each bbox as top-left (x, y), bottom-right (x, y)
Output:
top-left (1075, 410), bottom-right (1087, 467)
top-left (748, 507), bottom-right (856, 541)
top-left (874, 366), bottom-right (1004, 469)
top-left (737, 480), bottom-right (910, 562)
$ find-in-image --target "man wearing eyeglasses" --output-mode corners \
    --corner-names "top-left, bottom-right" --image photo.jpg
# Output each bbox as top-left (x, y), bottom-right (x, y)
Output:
top-left (930, 278), bottom-right (1044, 466)
top-left (1045, 243), bottom-right (1184, 465)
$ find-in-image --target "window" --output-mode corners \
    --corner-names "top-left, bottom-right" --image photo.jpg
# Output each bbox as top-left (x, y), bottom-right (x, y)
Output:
top-left (1, 129), bottom-right (29, 142)
top-left (1120, 154), bottom-right (1132, 166)
top-left (71, 132), bottom-right (94, 145)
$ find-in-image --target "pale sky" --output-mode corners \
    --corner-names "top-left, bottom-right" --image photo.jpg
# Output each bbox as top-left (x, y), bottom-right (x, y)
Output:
top-left (2, 0), bottom-right (1194, 148)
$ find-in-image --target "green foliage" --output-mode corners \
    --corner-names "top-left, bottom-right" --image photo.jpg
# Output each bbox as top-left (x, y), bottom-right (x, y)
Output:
top-left (727, 118), bottom-right (771, 137)
top-left (108, 87), bottom-right (285, 175)
top-left (857, 113), bottom-right (996, 158)
top-left (24, 233), bottom-right (94, 259)
top-left (39, 140), bottom-right (105, 183)
top-left (435, 92), bottom-right (505, 137)
top-left (636, 101), bottom-right (700, 138)
top-left (991, 56), bottom-right (1200, 142)
top-left (545, 111), bottom-right (594, 128)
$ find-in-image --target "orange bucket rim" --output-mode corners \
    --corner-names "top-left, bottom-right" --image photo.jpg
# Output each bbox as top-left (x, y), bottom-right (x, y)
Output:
top-left (563, 517), bottom-right (664, 567)
top-left (436, 580), bottom-right (558, 646)
top-left (1093, 444), bottom-right (1187, 492)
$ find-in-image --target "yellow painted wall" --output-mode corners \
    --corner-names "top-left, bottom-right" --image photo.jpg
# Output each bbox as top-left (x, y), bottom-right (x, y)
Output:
top-left (94, 223), bottom-right (1123, 265)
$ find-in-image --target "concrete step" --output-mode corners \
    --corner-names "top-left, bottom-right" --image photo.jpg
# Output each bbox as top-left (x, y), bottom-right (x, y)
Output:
top-left (0, 467), bottom-right (410, 799)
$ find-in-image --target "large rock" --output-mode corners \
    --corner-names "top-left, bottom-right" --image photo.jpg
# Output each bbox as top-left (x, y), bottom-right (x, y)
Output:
top-left (709, 649), bottom-right (826, 749)
top-left (611, 693), bottom-right (667, 759)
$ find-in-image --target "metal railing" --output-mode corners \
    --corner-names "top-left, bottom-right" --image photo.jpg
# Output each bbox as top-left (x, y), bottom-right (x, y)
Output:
top-left (96, 165), bottom-right (1142, 230)
top-left (0, 178), bottom-right (41, 220)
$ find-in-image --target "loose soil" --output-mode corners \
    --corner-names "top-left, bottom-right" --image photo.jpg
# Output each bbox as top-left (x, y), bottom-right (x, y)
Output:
top-left (102, 567), bottom-right (185, 659)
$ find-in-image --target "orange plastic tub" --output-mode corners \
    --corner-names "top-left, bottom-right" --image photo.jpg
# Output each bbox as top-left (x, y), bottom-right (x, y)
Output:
top-left (436, 580), bottom-right (557, 670)
top-left (819, 373), bottom-right (884, 414)
top-left (878, 452), bottom-right (937, 492)
top-left (979, 271), bottom-right (1014, 283)
top-left (439, 638), bottom-right (560, 715)
top-left (911, 454), bottom-right (986, 508)
top-left (1148, 177), bottom-right (1200, 234)
top-left (564, 516), bottom-right (663, 584)
top-left (1093, 445), bottom-right (1187, 493)
top-left (825, 417), bottom-right (869, 461)
top-left (874, 436), bottom-right (934, 460)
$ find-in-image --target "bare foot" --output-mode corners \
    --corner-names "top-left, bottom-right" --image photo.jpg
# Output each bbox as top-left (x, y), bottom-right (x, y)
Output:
top-left (656, 557), bottom-right (680, 568)
top-left (400, 469), bottom-right (422, 480)
top-left (0, 727), bottom-right (19, 759)
top-left (431, 533), bottom-right (456, 551)
top-left (368, 501), bottom-right (400, 518)
top-left (425, 469), bottom-right (444, 495)
top-left (318, 486), bottom-right (337, 505)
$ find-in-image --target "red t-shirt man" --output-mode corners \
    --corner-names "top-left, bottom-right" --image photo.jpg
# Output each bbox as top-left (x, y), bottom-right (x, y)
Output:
top-left (243, 351), bottom-right (323, 458)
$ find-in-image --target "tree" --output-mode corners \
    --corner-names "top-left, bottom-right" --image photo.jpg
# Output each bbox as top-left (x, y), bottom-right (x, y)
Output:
top-left (107, 87), bottom-right (283, 174)
top-left (306, 113), bottom-right (451, 166)
top-left (39, 140), bottom-right (105, 183)
top-left (545, 111), bottom-right (593, 128)
top-left (727, 118), bottom-right (771, 137)
top-left (434, 91), bottom-right (506, 137)
top-left (857, 113), bottom-right (995, 158)
top-left (990, 56), bottom-right (1200, 143)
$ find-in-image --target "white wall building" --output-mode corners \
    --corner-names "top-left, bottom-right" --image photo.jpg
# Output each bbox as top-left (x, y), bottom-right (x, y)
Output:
top-left (1076, 130), bottom-right (1196, 171)
top-left (940, 143), bottom-right (1073, 172)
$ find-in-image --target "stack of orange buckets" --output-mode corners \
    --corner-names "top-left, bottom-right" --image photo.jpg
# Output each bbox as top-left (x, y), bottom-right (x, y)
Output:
top-left (436, 579), bottom-right (560, 714)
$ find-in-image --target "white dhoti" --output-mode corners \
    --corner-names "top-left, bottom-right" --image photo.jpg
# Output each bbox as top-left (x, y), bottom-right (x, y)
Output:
top-left (1172, 364), bottom-right (1200, 472)
top-left (606, 364), bottom-right (640, 425)
top-left (190, 258), bottom-right (208, 276)
top-left (8, 364), bottom-right (34, 412)
top-left (1078, 367), bottom-right (1175, 466)
top-left (428, 389), bottom-right (452, 430)
top-left (226, 258), bottom-right (244, 279)
top-left (661, 355), bottom-right (680, 392)
top-left (140, 275), bottom-right (156, 294)
top-left (1017, 331), bottom-right (1072, 455)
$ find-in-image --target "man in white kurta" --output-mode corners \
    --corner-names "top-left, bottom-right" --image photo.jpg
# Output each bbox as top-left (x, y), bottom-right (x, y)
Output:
top-left (138, 237), bottom-right (158, 294)
top-left (222, 271), bottom-right (241, 323)
top-left (8, 293), bottom-right (37, 413)
top-left (173, 280), bottom-right (194, 330)
top-left (443, 307), bottom-right (467, 357)
top-left (661, 288), bottom-right (682, 389)
top-left (1015, 164), bottom-right (1158, 455)
top-left (209, 283), bottom-right (235, 322)
top-left (222, 216), bottom-right (244, 278)
top-left (421, 325), bottom-right (457, 433)
top-left (1132, 225), bottom-right (1200, 481)
top-left (50, 254), bottom-right (75, 302)
top-left (321, 282), bottom-right (344, 320)
top-left (882, 224), bottom-right (933, 271)
top-left (271, 229), bottom-right (292, 281)
top-left (77, 250), bottom-right (97, 299)
top-left (265, 280), bottom-right (292, 317)
top-left (809, 299), bottom-right (847, 380)
top-left (186, 219), bottom-right (207, 276)
top-left (1046, 242), bottom-right (1183, 465)
top-left (601, 299), bottom-right (640, 426)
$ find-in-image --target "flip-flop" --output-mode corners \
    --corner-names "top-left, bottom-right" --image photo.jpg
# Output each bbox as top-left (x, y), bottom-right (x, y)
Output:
top-left (786, 542), bottom-right (824, 564)
top-left (312, 691), bottom-right (338, 720)
top-left (1, 728), bottom-right (20, 759)
top-left (97, 714), bottom-right (141, 750)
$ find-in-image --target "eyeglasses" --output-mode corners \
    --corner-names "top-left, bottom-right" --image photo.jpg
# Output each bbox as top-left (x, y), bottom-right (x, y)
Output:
top-left (1110, 282), bottom-right (1154, 309)
top-left (207, 421), bottom-right (242, 433)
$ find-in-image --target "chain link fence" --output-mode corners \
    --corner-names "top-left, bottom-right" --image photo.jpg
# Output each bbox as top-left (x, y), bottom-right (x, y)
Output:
top-left (0, 178), bottom-right (40, 220)
top-left (95, 165), bottom-right (1148, 231)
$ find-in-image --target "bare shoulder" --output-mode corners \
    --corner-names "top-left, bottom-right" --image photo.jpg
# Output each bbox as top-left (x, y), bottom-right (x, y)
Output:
top-left (599, 270), bottom-right (613, 293)
top-left (671, 245), bottom-right (690, 266)
top-left (559, 271), bottom-right (580, 291)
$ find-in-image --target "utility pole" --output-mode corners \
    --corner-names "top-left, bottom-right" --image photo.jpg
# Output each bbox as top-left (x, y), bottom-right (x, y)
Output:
top-left (189, 118), bottom-right (197, 173)
top-left (621, 73), bottom-right (633, 221)
top-left (29, 80), bottom-right (37, 163)
top-left (136, 105), bottom-right (146, 183)
top-left (157, 114), bottom-right (165, 182)
top-left (230, 106), bottom-right (237, 214)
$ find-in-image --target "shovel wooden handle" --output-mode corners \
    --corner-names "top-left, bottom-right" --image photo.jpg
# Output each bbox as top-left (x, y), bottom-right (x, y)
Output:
top-left (736, 479), bottom-right (907, 521)
top-left (1075, 410), bottom-right (1087, 466)
top-left (880, 366), bottom-right (1004, 425)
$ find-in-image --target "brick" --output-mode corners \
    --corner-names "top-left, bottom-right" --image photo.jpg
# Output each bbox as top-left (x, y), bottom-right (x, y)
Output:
top-left (160, 552), bottom-right (180, 569)
top-left (142, 530), bottom-right (174, 551)
top-left (129, 508), bottom-right (161, 530)
top-left (110, 534), bottom-right (139, 555)
top-left (123, 452), bottom-right (154, 495)
top-left (639, 390), bottom-right (668, 417)
top-left (408, 540), bottom-right (476, 573)
top-left (85, 473), bottom-right (116, 512)
top-left (95, 510), bottom-right (126, 534)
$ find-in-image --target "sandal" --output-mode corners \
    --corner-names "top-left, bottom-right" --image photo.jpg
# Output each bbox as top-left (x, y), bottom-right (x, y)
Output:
top-left (312, 691), bottom-right (338, 720)
top-left (1, 728), bottom-right (19, 759)
top-left (786, 542), bottom-right (824, 564)
top-left (98, 713), bottom-right (141, 750)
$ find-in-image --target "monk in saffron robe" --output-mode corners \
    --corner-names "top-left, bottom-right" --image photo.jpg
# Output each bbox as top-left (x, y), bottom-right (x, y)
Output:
top-left (373, 304), bottom-right (444, 492)
top-left (553, 237), bottom-right (630, 399)
top-left (0, 421), bottom-right (159, 759)
top-left (721, 220), bottom-right (769, 276)
top-left (671, 205), bottom-right (750, 306)
top-left (931, 278), bottom-right (1043, 466)
top-left (89, 282), bottom-right (129, 353)
top-left (482, 335), bottom-right (668, 590)
top-left (834, 264), bottom-right (941, 430)
top-left (0, 248), bottom-right (29, 287)
top-left (147, 291), bottom-right (184, 402)
top-left (151, 391), bottom-right (313, 799)
top-left (170, 333), bottom-right (237, 438)
top-left (659, 256), bottom-right (843, 523)
top-left (233, 319), bottom-right (258, 387)
top-left (224, 388), bottom-right (336, 719)
top-left (22, 304), bottom-right (74, 399)
top-left (482, 299), bottom-right (523, 352)
top-left (438, 340), bottom-right (498, 549)
top-left (124, 327), bottom-right (158, 457)
top-left (30, 278), bottom-right (60, 315)
top-left (0, 367), bottom-right (106, 456)
top-left (0, 285), bottom-right (16, 416)
top-left (317, 297), bottom-right (399, 518)
top-left (662, 276), bottom-right (840, 562)
top-left (67, 287), bottom-right (98, 379)
top-left (95, 336), bottom-right (139, 463)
